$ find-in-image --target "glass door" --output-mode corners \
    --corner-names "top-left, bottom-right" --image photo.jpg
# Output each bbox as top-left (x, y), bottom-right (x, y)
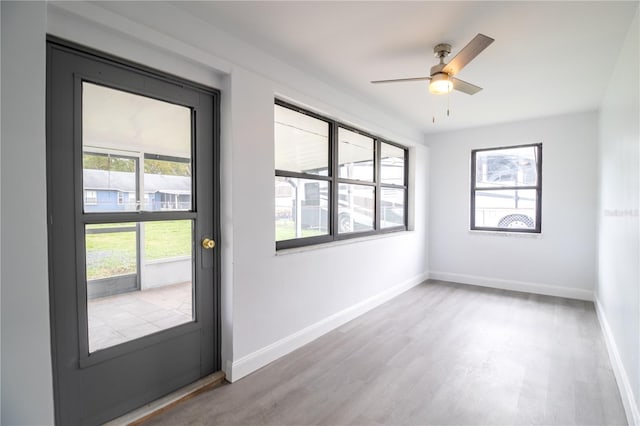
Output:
top-left (47, 39), bottom-right (220, 425)
top-left (81, 82), bottom-right (196, 354)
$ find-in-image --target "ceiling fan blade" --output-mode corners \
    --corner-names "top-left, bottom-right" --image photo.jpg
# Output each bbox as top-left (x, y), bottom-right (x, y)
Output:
top-left (451, 77), bottom-right (483, 95)
top-left (442, 33), bottom-right (494, 76)
top-left (371, 76), bottom-right (431, 84)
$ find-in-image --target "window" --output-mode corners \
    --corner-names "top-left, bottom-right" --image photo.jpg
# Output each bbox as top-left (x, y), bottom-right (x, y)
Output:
top-left (471, 143), bottom-right (542, 233)
top-left (84, 190), bottom-right (97, 205)
top-left (275, 100), bottom-right (408, 249)
top-left (83, 152), bottom-right (137, 212)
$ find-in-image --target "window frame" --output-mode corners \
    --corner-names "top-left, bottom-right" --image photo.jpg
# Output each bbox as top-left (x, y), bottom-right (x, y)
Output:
top-left (470, 142), bottom-right (542, 233)
top-left (275, 99), bottom-right (408, 250)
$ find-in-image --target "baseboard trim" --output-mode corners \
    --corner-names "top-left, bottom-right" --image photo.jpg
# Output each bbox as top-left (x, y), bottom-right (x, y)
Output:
top-left (428, 271), bottom-right (593, 301)
top-left (228, 272), bottom-right (428, 382)
top-left (594, 297), bottom-right (640, 426)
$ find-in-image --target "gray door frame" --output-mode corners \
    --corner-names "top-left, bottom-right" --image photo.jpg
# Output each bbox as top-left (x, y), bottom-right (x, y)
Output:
top-left (46, 37), bottom-right (221, 425)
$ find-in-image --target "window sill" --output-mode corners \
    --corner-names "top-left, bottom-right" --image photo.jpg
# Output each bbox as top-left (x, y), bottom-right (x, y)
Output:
top-left (275, 230), bottom-right (412, 256)
top-left (468, 230), bottom-right (542, 239)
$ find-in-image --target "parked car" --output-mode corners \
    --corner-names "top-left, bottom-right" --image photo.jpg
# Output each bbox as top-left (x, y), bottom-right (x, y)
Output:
top-left (276, 180), bottom-right (401, 237)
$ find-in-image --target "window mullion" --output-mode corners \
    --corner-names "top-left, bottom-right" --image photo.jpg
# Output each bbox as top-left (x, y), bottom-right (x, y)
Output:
top-left (331, 120), bottom-right (338, 239)
top-left (336, 178), bottom-right (377, 186)
top-left (275, 170), bottom-right (332, 181)
top-left (475, 185), bottom-right (538, 191)
top-left (380, 183), bottom-right (407, 189)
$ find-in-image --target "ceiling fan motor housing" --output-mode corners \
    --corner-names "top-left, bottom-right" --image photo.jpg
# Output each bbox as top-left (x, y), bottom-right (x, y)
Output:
top-left (430, 63), bottom-right (447, 76)
top-left (433, 43), bottom-right (452, 58)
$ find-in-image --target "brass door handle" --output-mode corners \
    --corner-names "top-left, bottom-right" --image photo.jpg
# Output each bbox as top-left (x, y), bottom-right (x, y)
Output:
top-left (202, 238), bottom-right (215, 250)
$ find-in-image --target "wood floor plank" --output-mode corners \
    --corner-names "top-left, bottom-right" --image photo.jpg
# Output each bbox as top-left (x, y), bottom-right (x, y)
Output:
top-left (144, 280), bottom-right (627, 426)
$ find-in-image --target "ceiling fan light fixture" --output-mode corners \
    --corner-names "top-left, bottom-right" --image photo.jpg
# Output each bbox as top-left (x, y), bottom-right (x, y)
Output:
top-left (429, 73), bottom-right (453, 95)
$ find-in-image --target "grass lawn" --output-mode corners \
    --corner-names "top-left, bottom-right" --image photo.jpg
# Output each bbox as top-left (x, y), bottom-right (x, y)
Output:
top-left (86, 220), bottom-right (192, 280)
top-left (87, 220), bottom-right (326, 279)
top-left (275, 220), bottom-right (325, 241)
top-left (144, 220), bottom-right (192, 259)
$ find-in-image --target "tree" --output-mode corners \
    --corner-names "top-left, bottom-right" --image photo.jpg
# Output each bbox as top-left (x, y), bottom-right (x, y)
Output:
top-left (83, 154), bottom-right (135, 172)
top-left (144, 159), bottom-right (191, 176)
top-left (83, 154), bottom-right (191, 176)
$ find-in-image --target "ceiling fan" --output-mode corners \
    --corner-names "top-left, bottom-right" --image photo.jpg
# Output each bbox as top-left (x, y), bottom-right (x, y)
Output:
top-left (371, 33), bottom-right (494, 95)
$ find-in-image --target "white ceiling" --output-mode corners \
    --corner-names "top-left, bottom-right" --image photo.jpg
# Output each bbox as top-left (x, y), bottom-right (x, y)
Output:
top-left (83, 82), bottom-right (191, 158)
top-left (176, 1), bottom-right (638, 134)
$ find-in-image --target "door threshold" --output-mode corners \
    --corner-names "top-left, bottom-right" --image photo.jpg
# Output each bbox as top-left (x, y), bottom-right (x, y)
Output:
top-left (104, 371), bottom-right (226, 426)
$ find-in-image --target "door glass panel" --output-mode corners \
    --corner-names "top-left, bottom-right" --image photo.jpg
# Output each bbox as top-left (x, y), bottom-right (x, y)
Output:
top-left (338, 183), bottom-right (374, 233)
top-left (338, 128), bottom-right (374, 181)
top-left (82, 82), bottom-right (192, 212)
top-left (86, 220), bottom-right (194, 353)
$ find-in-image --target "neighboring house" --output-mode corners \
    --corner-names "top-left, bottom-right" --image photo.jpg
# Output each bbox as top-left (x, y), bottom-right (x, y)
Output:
top-left (83, 169), bottom-right (191, 211)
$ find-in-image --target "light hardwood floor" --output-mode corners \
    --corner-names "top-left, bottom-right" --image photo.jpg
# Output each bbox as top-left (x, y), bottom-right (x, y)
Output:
top-left (146, 280), bottom-right (627, 426)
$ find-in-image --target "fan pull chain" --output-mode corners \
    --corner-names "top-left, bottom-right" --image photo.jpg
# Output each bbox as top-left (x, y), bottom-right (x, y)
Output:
top-left (433, 95), bottom-right (451, 124)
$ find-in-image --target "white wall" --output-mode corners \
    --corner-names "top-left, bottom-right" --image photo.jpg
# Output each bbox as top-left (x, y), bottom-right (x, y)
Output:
top-left (597, 8), bottom-right (639, 425)
top-left (1, 1), bottom-right (429, 421)
top-left (425, 111), bottom-right (598, 301)
top-left (0, 2), bottom-right (56, 424)
top-left (47, 1), bottom-right (429, 382)
top-left (227, 68), bottom-right (429, 378)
